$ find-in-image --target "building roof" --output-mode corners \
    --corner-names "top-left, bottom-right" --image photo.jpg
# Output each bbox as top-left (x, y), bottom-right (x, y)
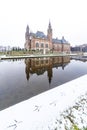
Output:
top-left (52, 37), bottom-right (68, 44)
top-left (30, 31), bottom-right (47, 39)
top-left (35, 31), bottom-right (47, 39)
top-left (52, 38), bottom-right (62, 44)
top-left (30, 31), bottom-right (68, 44)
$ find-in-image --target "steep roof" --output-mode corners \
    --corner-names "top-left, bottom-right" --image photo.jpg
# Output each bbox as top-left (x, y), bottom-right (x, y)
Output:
top-left (30, 31), bottom-right (47, 39)
top-left (30, 31), bottom-right (68, 44)
top-left (52, 38), bottom-right (62, 44)
top-left (35, 31), bottom-right (47, 39)
top-left (52, 37), bottom-right (68, 44)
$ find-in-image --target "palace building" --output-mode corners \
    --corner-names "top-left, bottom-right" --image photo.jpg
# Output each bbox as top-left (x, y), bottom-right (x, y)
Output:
top-left (24, 21), bottom-right (70, 53)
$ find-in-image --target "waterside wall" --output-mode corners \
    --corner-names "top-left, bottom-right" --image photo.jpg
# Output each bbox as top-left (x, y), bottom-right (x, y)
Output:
top-left (0, 75), bottom-right (87, 129)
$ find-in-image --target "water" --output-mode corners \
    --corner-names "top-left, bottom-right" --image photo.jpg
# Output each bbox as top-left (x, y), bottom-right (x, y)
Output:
top-left (0, 56), bottom-right (87, 110)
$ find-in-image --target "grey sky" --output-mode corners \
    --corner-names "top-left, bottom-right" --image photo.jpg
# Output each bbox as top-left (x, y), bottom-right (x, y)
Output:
top-left (0, 0), bottom-right (87, 47)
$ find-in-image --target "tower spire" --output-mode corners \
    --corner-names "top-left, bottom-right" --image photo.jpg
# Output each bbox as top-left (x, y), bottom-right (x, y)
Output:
top-left (47, 20), bottom-right (52, 42)
top-left (26, 25), bottom-right (29, 33)
top-left (48, 19), bottom-right (52, 30)
top-left (25, 25), bottom-right (30, 40)
top-left (24, 24), bottom-right (30, 50)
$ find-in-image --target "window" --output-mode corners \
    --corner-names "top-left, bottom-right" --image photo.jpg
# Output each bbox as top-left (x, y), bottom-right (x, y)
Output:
top-left (36, 60), bottom-right (39, 65)
top-left (46, 44), bottom-right (48, 48)
top-left (36, 43), bottom-right (39, 47)
top-left (46, 60), bottom-right (48, 63)
top-left (41, 60), bottom-right (44, 64)
top-left (41, 43), bottom-right (44, 48)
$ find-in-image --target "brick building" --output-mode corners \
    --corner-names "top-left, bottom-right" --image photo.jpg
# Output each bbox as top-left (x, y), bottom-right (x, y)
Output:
top-left (24, 21), bottom-right (70, 53)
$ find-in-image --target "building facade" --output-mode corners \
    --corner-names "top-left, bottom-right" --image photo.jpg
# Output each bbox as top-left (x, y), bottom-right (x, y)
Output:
top-left (24, 21), bottom-right (70, 53)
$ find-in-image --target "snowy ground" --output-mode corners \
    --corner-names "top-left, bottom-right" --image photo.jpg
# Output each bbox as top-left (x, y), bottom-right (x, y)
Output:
top-left (0, 75), bottom-right (87, 130)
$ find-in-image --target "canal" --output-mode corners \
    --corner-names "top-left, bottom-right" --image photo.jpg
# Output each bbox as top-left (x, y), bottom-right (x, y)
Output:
top-left (0, 56), bottom-right (87, 110)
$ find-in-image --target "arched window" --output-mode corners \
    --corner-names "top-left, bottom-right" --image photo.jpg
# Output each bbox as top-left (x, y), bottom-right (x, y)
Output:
top-left (46, 44), bottom-right (48, 48)
top-left (36, 43), bottom-right (39, 47)
top-left (41, 43), bottom-right (44, 48)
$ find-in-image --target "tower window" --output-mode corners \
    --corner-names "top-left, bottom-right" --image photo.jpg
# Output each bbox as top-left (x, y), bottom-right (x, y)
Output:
top-left (36, 43), bottom-right (39, 47)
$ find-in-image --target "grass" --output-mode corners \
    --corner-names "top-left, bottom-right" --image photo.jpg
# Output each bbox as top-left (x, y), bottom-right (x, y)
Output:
top-left (71, 125), bottom-right (80, 130)
top-left (0, 50), bottom-right (68, 56)
top-left (0, 50), bottom-right (31, 56)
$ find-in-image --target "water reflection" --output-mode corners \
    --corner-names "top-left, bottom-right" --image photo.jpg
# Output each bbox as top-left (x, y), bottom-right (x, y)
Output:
top-left (25, 56), bottom-right (70, 84)
top-left (0, 56), bottom-right (71, 110)
top-left (1, 56), bottom-right (87, 110)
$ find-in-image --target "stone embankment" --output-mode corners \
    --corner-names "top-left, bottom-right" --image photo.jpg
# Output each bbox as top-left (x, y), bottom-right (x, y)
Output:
top-left (0, 75), bottom-right (87, 130)
top-left (71, 52), bottom-right (87, 61)
top-left (0, 53), bottom-right (77, 60)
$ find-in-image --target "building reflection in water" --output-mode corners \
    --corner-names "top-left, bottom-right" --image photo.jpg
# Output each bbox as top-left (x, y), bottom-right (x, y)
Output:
top-left (25, 56), bottom-right (70, 84)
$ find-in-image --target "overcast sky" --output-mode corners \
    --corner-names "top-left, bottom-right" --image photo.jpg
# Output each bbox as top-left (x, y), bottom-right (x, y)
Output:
top-left (0, 0), bottom-right (87, 47)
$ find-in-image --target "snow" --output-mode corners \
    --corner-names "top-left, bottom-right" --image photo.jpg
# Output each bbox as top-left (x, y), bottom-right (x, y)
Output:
top-left (0, 75), bottom-right (87, 130)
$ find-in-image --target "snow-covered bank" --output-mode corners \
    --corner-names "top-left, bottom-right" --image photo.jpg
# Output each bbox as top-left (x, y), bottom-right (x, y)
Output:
top-left (56, 93), bottom-right (87, 130)
top-left (0, 75), bottom-right (87, 130)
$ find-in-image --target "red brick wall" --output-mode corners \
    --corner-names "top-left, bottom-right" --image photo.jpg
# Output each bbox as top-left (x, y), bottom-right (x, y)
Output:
top-left (53, 43), bottom-right (70, 52)
top-left (31, 37), bottom-right (52, 50)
